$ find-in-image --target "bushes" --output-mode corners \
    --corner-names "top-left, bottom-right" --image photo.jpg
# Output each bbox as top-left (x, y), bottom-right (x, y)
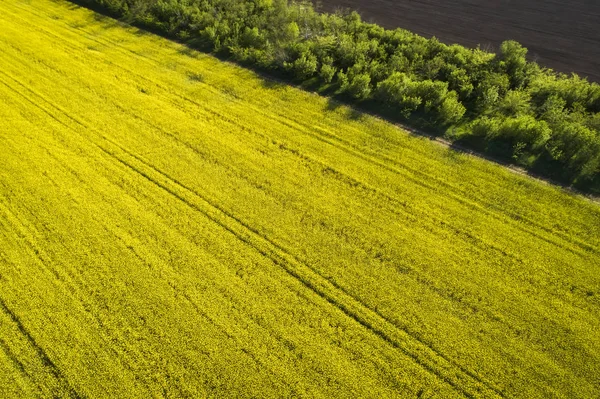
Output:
top-left (547, 122), bottom-right (600, 180)
top-left (497, 40), bottom-right (528, 88)
top-left (473, 115), bottom-right (550, 151)
top-left (319, 63), bottom-right (336, 83)
top-left (343, 73), bottom-right (372, 100)
top-left (375, 73), bottom-right (422, 117)
top-left (285, 51), bottom-right (318, 80)
top-left (375, 73), bottom-right (465, 123)
top-left (76, 0), bottom-right (600, 189)
top-left (438, 93), bottom-right (466, 125)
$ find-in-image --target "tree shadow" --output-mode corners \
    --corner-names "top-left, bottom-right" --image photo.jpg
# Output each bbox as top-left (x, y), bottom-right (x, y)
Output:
top-left (324, 95), bottom-right (375, 121)
top-left (177, 46), bottom-right (200, 59)
top-left (131, 27), bottom-right (153, 37)
top-left (447, 135), bottom-right (600, 197)
top-left (346, 106), bottom-right (364, 120)
top-left (91, 13), bottom-right (123, 30)
top-left (260, 78), bottom-right (286, 90)
top-left (66, 3), bottom-right (81, 11)
top-left (325, 97), bottom-right (344, 112)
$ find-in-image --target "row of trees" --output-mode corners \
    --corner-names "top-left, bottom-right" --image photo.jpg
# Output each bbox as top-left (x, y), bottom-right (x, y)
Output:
top-left (84, 0), bottom-right (600, 190)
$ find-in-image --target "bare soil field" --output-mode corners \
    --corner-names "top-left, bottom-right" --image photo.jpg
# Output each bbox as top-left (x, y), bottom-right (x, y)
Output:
top-left (317, 0), bottom-right (600, 82)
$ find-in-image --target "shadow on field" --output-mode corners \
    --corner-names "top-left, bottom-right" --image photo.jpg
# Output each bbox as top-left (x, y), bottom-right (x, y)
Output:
top-left (92, 12), bottom-right (114, 23)
top-left (446, 136), bottom-right (600, 196)
top-left (324, 98), bottom-right (362, 120)
top-left (347, 107), bottom-right (364, 121)
top-left (260, 79), bottom-right (286, 90)
top-left (91, 15), bottom-right (123, 32)
top-left (177, 46), bottom-right (201, 59)
top-left (325, 98), bottom-right (344, 112)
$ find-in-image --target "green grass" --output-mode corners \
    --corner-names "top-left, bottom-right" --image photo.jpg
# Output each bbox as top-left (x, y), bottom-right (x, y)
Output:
top-left (0, 0), bottom-right (599, 397)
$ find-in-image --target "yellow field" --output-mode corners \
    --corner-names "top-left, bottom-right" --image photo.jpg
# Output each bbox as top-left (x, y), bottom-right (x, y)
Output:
top-left (0, 0), bottom-right (599, 397)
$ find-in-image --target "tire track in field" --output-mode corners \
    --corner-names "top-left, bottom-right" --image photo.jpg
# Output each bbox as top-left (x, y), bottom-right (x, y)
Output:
top-left (0, 64), bottom-right (501, 398)
top-left (0, 38), bottom-right (544, 397)
top-left (24, 0), bottom-right (595, 257)
top-left (5, 0), bottom-right (598, 260)
top-left (0, 63), bottom-right (422, 396)
top-left (0, 337), bottom-right (32, 389)
top-left (0, 297), bottom-right (83, 398)
top-left (7, 1), bottom-right (595, 259)
top-left (4, 42), bottom-right (520, 354)
top-left (103, 137), bottom-right (500, 398)
top-left (0, 196), bottom-right (157, 396)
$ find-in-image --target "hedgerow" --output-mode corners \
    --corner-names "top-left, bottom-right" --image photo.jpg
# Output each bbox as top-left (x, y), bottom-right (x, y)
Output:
top-left (77, 0), bottom-right (600, 190)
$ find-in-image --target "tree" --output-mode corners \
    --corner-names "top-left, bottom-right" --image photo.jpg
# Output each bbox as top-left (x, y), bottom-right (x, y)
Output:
top-left (345, 73), bottom-right (372, 100)
top-left (438, 92), bottom-right (466, 125)
top-left (496, 90), bottom-right (531, 116)
top-left (285, 51), bottom-right (318, 80)
top-left (547, 122), bottom-right (600, 179)
top-left (376, 73), bottom-right (421, 117)
top-left (319, 63), bottom-right (336, 83)
top-left (498, 40), bottom-right (528, 88)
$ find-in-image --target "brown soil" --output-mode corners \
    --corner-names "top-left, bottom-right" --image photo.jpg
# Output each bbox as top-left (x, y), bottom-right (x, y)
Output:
top-left (315, 0), bottom-right (600, 82)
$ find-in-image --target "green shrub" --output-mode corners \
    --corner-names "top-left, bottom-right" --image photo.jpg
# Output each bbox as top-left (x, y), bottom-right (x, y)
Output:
top-left (319, 63), bottom-right (336, 84)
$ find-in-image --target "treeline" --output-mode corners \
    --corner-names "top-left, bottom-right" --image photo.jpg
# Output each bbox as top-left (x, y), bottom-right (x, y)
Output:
top-left (79, 0), bottom-right (600, 191)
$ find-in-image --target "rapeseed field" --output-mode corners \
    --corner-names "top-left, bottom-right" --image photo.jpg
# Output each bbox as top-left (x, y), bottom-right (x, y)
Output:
top-left (0, 0), bottom-right (598, 397)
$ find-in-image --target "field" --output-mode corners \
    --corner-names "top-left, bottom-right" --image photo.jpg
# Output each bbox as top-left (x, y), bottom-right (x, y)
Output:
top-left (1, 0), bottom-right (600, 397)
top-left (318, 0), bottom-right (600, 83)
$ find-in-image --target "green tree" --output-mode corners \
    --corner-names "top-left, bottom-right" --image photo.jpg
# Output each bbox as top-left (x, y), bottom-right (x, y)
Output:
top-left (319, 63), bottom-right (337, 83)
top-left (345, 73), bottom-right (372, 100)
top-left (285, 51), bottom-right (318, 80)
top-left (438, 92), bottom-right (466, 125)
top-left (496, 90), bottom-right (531, 116)
top-left (498, 40), bottom-right (528, 88)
